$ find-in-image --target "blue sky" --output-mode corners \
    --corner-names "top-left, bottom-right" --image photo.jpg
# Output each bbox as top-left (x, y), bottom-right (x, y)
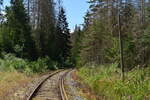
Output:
top-left (3, 0), bottom-right (89, 31)
top-left (3, 0), bottom-right (10, 6)
top-left (63, 0), bottom-right (89, 31)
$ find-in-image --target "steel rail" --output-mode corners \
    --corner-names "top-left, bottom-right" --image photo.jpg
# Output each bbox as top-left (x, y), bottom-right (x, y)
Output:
top-left (59, 70), bottom-right (72, 100)
top-left (26, 70), bottom-right (63, 100)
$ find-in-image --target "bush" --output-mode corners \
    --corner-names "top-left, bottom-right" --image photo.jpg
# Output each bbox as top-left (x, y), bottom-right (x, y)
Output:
top-left (0, 53), bottom-right (27, 72)
top-left (0, 53), bottom-right (57, 75)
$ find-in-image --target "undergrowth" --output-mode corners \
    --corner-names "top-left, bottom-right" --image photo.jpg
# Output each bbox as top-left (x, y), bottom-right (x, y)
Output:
top-left (0, 53), bottom-right (58, 75)
top-left (0, 53), bottom-right (57, 98)
top-left (77, 64), bottom-right (150, 100)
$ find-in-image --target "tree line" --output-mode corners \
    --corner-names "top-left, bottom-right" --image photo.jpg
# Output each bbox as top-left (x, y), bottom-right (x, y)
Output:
top-left (71, 0), bottom-right (150, 70)
top-left (0, 0), bottom-right (71, 68)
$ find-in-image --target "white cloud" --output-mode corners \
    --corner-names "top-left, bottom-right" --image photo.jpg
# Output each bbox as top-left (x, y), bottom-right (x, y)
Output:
top-left (70, 29), bottom-right (74, 33)
top-left (1, 10), bottom-right (6, 15)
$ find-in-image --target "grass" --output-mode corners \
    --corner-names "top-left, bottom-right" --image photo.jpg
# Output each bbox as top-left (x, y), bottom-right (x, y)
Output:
top-left (0, 53), bottom-right (58, 99)
top-left (77, 64), bottom-right (150, 100)
top-left (0, 71), bottom-right (36, 99)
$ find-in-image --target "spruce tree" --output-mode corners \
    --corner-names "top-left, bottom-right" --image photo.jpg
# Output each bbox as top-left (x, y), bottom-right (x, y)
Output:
top-left (57, 7), bottom-right (71, 67)
top-left (6, 0), bottom-right (37, 60)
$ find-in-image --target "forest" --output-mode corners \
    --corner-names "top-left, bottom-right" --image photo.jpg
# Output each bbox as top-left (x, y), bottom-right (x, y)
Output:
top-left (72, 0), bottom-right (150, 99)
top-left (0, 0), bottom-right (150, 99)
top-left (0, 0), bottom-right (72, 73)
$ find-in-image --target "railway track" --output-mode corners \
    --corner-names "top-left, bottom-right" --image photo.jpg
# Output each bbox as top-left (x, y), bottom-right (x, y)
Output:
top-left (26, 70), bottom-right (70, 100)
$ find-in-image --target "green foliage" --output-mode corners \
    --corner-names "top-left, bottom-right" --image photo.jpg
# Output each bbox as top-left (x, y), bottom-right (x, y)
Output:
top-left (80, 19), bottom-right (108, 65)
top-left (104, 37), bottom-right (120, 63)
top-left (78, 64), bottom-right (150, 100)
top-left (79, 18), bottom-right (121, 65)
top-left (0, 0), bottom-right (72, 69)
top-left (56, 7), bottom-right (72, 67)
top-left (0, 53), bottom-right (57, 75)
top-left (71, 26), bottom-right (83, 66)
top-left (0, 53), bottom-right (27, 72)
top-left (2, 0), bottom-right (37, 60)
top-left (72, 0), bottom-right (150, 69)
top-left (77, 65), bottom-right (150, 100)
top-left (142, 27), bottom-right (150, 45)
top-left (0, 25), bottom-right (13, 53)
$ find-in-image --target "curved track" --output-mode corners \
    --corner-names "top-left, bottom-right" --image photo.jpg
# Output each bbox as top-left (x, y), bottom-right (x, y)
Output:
top-left (59, 70), bottom-right (70, 100)
top-left (27, 70), bottom-right (70, 100)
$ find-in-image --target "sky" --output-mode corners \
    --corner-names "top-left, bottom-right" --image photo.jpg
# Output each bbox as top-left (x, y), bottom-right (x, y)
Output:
top-left (3, 0), bottom-right (89, 31)
top-left (3, 0), bottom-right (10, 6)
top-left (63, 0), bottom-right (89, 31)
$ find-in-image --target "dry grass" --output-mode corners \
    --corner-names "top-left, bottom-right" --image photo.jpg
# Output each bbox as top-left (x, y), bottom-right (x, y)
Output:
top-left (0, 71), bottom-right (35, 100)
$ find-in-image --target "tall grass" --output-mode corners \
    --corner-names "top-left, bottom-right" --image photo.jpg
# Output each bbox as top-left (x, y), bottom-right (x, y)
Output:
top-left (77, 64), bottom-right (150, 100)
top-left (0, 71), bottom-right (33, 99)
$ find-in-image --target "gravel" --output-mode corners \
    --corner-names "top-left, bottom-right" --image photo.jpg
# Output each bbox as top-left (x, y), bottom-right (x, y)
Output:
top-left (65, 70), bottom-right (87, 100)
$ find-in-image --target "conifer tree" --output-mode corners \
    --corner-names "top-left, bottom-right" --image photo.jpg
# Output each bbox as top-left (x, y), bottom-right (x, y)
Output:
top-left (71, 26), bottom-right (82, 66)
top-left (57, 7), bottom-right (71, 67)
top-left (0, 0), bottom-right (2, 13)
top-left (0, 0), bottom-right (3, 24)
top-left (6, 0), bottom-right (37, 60)
top-left (78, 0), bottom-right (149, 69)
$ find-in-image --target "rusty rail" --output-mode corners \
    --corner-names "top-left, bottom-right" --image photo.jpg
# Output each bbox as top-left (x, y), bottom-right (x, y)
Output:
top-left (26, 70), bottom-right (63, 100)
top-left (59, 70), bottom-right (72, 100)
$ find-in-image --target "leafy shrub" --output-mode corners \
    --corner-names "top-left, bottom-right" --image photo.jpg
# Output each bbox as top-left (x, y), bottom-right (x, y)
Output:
top-left (0, 53), bottom-right (27, 72)
top-left (0, 53), bottom-right (57, 75)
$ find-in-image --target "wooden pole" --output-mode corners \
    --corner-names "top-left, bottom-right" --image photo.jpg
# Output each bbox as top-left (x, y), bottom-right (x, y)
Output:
top-left (118, 0), bottom-right (125, 81)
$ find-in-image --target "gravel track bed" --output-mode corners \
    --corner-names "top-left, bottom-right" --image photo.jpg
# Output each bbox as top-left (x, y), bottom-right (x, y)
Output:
top-left (11, 70), bottom-right (86, 100)
top-left (65, 70), bottom-right (86, 100)
top-left (32, 71), bottom-right (67, 100)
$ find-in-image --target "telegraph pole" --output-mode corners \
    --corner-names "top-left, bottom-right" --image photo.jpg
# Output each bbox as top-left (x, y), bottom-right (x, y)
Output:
top-left (118, 0), bottom-right (125, 81)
